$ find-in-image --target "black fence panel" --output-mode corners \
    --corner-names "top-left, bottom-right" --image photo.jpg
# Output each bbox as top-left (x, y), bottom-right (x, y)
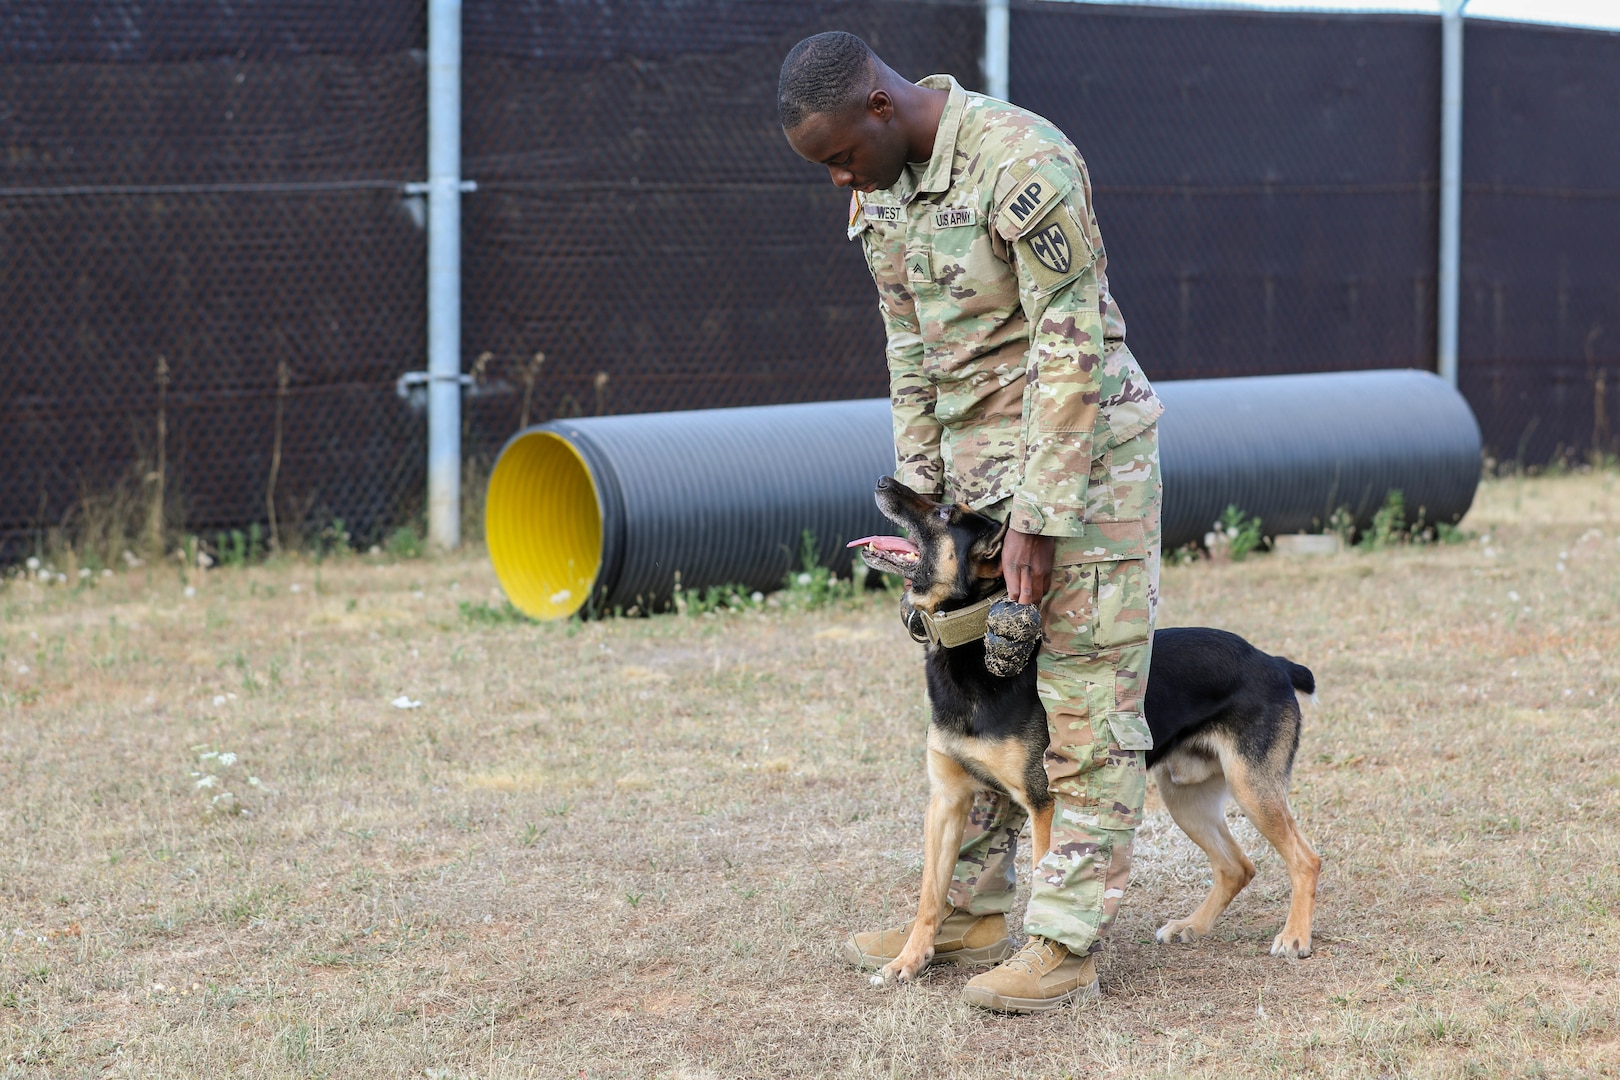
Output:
top-left (1011, 3), bottom-right (1441, 382)
top-left (1459, 19), bottom-right (1620, 463)
top-left (458, 0), bottom-right (985, 458)
top-left (0, 4), bottom-right (428, 555)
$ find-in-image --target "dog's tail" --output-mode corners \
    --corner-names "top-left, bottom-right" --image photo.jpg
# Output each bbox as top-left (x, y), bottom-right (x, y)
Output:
top-left (1280, 658), bottom-right (1317, 704)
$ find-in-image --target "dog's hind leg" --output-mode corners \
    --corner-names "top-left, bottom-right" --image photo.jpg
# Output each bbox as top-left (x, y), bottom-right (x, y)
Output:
top-left (1224, 753), bottom-right (1321, 958)
top-left (1152, 761), bottom-right (1255, 946)
top-left (875, 750), bottom-right (976, 986)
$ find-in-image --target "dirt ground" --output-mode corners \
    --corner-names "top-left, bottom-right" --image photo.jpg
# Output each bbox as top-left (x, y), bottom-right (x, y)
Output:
top-left (2, 469), bottom-right (1618, 1078)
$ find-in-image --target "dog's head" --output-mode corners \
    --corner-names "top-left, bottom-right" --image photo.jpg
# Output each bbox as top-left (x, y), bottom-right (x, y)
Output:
top-left (849, 476), bottom-right (1008, 615)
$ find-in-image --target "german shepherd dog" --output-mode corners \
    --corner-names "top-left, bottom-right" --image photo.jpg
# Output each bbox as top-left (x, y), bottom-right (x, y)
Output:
top-left (852, 476), bottom-right (1322, 986)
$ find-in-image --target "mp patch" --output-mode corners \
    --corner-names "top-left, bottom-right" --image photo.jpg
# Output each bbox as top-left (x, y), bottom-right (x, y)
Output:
top-left (994, 162), bottom-right (1072, 239)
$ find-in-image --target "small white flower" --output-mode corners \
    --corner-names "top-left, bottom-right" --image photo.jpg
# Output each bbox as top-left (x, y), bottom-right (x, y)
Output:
top-left (102, 569), bottom-right (114, 578)
top-left (796, 572), bottom-right (812, 586)
top-left (412, 590), bottom-right (425, 600)
top-left (549, 589), bottom-right (571, 605)
top-left (123, 550), bottom-right (143, 567)
top-left (1507, 591), bottom-right (1520, 602)
top-left (183, 586), bottom-right (196, 598)
top-left (247, 775), bottom-right (262, 787)
top-left (25, 557), bottom-right (39, 571)
top-left (289, 583), bottom-right (302, 593)
top-left (38, 568), bottom-right (52, 582)
top-left (196, 775), bottom-right (218, 789)
top-left (391, 695), bottom-right (422, 709)
top-left (55, 572), bottom-right (67, 585)
top-left (227, 693), bottom-right (237, 700)
top-left (78, 568), bottom-right (91, 579)
top-left (212, 695), bottom-right (227, 706)
top-left (216, 752), bottom-right (238, 768)
top-left (17, 665), bottom-right (28, 675)
top-left (751, 591), bottom-right (764, 603)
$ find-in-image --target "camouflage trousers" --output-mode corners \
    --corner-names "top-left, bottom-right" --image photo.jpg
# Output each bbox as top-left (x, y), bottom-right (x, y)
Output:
top-left (947, 426), bottom-right (1162, 956)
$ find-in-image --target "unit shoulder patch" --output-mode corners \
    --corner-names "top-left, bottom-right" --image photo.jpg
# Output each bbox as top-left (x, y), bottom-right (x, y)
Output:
top-left (1014, 203), bottom-right (1095, 295)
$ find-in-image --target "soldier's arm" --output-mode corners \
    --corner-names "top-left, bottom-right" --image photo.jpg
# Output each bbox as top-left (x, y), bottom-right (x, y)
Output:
top-left (992, 155), bottom-right (1106, 537)
top-left (854, 202), bottom-right (944, 495)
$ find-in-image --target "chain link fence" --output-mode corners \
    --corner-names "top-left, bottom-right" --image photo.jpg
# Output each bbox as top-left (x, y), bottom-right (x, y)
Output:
top-left (2, 1), bottom-right (1616, 561)
top-left (0, 1), bottom-right (429, 560)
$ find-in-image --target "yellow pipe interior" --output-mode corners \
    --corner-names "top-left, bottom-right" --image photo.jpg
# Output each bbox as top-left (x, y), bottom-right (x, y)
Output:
top-left (485, 431), bottom-right (602, 620)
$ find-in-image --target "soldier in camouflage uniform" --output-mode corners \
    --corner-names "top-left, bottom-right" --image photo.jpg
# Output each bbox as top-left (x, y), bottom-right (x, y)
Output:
top-left (780, 32), bottom-right (1163, 1012)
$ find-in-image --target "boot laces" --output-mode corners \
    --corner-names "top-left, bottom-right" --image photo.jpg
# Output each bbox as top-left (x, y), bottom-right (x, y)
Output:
top-left (1004, 936), bottom-right (1063, 974)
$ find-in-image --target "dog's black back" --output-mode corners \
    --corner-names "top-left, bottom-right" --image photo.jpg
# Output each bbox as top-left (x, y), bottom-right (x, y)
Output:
top-left (1145, 627), bottom-right (1315, 771)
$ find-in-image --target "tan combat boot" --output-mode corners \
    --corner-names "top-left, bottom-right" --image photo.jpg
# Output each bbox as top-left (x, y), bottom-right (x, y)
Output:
top-left (961, 936), bottom-right (1099, 1013)
top-left (842, 905), bottom-right (1013, 971)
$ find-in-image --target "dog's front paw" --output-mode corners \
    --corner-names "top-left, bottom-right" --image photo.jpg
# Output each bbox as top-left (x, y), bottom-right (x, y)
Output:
top-left (871, 947), bottom-right (935, 987)
top-left (1153, 918), bottom-right (1208, 945)
top-left (1270, 927), bottom-right (1312, 958)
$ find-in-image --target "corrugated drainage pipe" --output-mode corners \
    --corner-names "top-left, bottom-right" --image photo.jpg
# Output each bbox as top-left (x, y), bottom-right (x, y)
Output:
top-left (1156, 369), bottom-right (1481, 544)
top-left (486, 399), bottom-right (896, 619)
top-left (487, 369), bottom-right (1480, 620)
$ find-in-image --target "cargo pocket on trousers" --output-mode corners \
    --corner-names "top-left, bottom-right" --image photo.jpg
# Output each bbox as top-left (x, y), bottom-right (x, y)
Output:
top-left (1106, 710), bottom-right (1153, 751)
top-left (1093, 560), bottom-right (1151, 650)
top-left (1092, 707), bottom-right (1149, 831)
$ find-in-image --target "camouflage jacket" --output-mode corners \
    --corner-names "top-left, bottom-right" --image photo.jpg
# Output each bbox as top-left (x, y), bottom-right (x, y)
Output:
top-left (849, 75), bottom-right (1162, 538)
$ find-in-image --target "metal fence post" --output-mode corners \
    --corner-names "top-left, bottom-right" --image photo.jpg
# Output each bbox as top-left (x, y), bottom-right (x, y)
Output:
top-left (1437, 0), bottom-right (1466, 389)
top-left (985, 0), bottom-right (1010, 101)
top-left (427, 0), bottom-right (464, 549)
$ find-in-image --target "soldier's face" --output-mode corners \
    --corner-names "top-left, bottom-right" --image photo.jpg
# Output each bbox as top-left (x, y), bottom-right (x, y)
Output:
top-left (784, 95), bottom-right (909, 194)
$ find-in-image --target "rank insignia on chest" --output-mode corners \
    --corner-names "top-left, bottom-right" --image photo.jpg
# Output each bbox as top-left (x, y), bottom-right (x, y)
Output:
top-left (1029, 222), bottom-right (1071, 274)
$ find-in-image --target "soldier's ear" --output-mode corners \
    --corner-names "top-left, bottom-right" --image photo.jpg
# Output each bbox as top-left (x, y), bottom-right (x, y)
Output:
top-left (971, 518), bottom-right (1010, 576)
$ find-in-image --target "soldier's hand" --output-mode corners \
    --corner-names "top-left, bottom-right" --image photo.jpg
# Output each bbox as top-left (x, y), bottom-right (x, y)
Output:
top-left (1002, 528), bottom-right (1055, 605)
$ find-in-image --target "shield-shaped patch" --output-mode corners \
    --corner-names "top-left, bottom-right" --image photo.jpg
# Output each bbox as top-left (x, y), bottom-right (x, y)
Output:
top-left (1029, 223), bottom-right (1071, 275)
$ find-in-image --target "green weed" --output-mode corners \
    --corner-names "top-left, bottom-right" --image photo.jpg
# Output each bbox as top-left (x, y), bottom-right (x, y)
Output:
top-left (385, 525), bottom-right (424, 560)
top-left (458, 599), bottom-right (532, 626)
top-left (779, 529), bottom-right (859, 610)
top-left (1213, 504), bottom-right (1265, 561)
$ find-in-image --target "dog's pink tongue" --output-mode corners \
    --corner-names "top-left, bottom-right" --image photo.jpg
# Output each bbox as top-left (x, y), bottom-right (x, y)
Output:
top-left (847, 535), bottom-right (919, 555)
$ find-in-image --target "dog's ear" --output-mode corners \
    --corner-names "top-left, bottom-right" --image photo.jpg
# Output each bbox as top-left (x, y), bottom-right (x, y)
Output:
top-left (969, 517), bottom-right (1010, 577)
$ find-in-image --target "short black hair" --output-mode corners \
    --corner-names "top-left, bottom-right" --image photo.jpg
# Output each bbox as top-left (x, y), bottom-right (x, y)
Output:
top-left (777, 31), bottom-right (877, 130)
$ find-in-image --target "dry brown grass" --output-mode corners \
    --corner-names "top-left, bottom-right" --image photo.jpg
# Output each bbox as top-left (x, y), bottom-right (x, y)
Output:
top-left (2, 471), bottom-right (1619, 1079)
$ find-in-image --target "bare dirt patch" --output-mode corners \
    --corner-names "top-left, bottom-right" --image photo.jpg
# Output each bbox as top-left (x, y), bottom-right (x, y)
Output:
top-left (2, 470), bottom-right (1619, 1077)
